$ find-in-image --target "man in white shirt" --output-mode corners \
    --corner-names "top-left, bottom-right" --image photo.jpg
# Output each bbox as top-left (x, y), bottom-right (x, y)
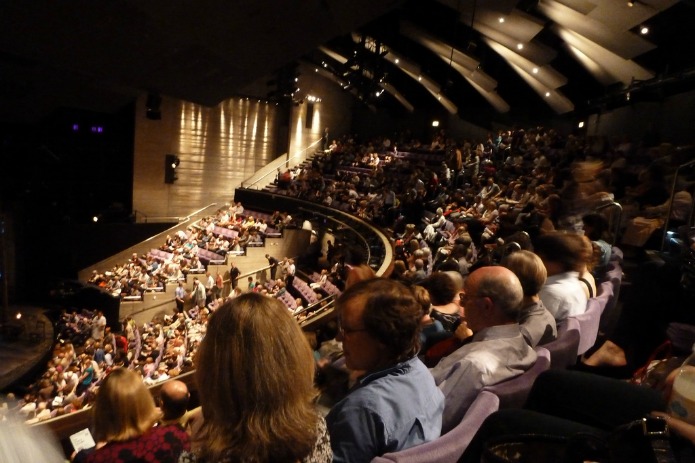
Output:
top-left (91, 310), bottom-right (106, 340)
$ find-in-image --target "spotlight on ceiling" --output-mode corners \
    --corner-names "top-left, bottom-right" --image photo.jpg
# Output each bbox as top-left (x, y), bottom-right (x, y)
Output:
top-left (532, 67), bottom-right (539, 74)
top-left (578, 121), bottom-right (585, 128)
top-left (395, 58), bottom-right (400, 64)
top-left (640, 26), bottom-right (649, 35)
top-left (545, 91), bottom-right (551, 97)
top-left (498, 17), bottom-right (505, 23)
top-left (517, 43), bottom-right (524, 50)
top-left (432, 120), bottom-right (440, 127)
top-left (627, 1), bottom-right (635, 6)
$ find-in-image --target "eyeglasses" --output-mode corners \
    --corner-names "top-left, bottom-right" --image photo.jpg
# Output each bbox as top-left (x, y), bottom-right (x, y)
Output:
top-left (337, 319), bottom-right (368, 336)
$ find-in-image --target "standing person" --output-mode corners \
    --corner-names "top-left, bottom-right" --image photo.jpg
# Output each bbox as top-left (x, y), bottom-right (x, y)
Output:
top-left (285, 258), bottom-right (296, 290)
top-left (228, 261), bottom-right (240, 289)
top-left (175, 281), bottom-right (186, 313)
top-left (204, 271), bottom-right (215, 304)
top-left (91, 310), bottom-right (106, 341)
top-left (180, 294), bottom-right (331, 463)
top-left (191, 278), bottom-right (206, 309)
top-left (266, 254), bottom-right (279, 280)
top-left (326, 278), bottom-right (444, 462)
top-left (75, 368), bottom-right (189, 463)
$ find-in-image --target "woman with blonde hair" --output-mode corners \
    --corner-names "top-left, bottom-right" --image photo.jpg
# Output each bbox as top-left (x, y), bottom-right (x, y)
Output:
top-left (181, 293), bottom-right (331, 463)
top-left (76, 368), bottom-right (189, 463)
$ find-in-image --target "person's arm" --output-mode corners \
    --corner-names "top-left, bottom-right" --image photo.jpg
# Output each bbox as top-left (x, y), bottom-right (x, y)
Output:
top-left (326, 401), bottom-right (383, 463)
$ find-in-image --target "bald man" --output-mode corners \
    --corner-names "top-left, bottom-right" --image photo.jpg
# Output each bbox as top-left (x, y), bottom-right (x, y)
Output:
top-left (158, 380), bottom-right (191, 427)
top-left (430, 266), bottom-right (537, 433)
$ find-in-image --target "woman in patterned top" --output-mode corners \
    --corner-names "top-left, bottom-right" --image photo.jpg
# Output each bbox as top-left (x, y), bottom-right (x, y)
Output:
top-left (78, 368), bottom-right (189, 463)
top-left (180, 293), bottom-right (331, 463)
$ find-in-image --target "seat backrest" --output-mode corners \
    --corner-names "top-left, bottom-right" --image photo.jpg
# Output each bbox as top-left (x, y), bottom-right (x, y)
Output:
top-left (542, 317), bottom-right (580, 370)
top-left (572, 298), bottom-right (604, 356)
top-left (371, 391), bottom-right (500, 463)
top-left (481, 347), bottom-right (551, 409)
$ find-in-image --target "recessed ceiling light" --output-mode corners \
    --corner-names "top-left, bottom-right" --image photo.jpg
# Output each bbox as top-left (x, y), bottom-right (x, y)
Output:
top-left (418, 76), bottom-right (422, 81)
top-left (395, 58), bottom-right (400, 64)
top-left (640, 26), bottom-right (649, 35)
top-left (532, 67), bottom-right (539, 74)
top-left (545, 91), bottom-right (551, 97)
top-left (517, 43), bottom-right (524, 50)
top-left (627, 1), bottom-right (635, 6)
top-left (578, 121), bottom-right (585, 128)
top-left (498, 17), bottom-right (505, 23)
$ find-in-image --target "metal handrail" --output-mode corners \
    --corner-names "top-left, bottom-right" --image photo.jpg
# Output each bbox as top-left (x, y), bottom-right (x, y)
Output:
top-left (595, 201), bottom-right (623, 246)
top-left (296, 207), bottom-right (371, 265)
top-left (241, 138), bottom-right (323, 189)
top-left (661, 158), bottom-right (695, 251)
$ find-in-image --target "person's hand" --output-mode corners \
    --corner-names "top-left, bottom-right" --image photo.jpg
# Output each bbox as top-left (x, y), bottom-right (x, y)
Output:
top-left (651, 411), bottom-right (695, 444)
top-left (454, 320), bottom-right (473, 341)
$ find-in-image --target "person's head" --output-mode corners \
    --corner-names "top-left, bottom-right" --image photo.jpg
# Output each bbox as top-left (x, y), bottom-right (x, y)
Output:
top-left (461, 266), bottom-right (524, 332)
top-left (582, 213), bottom-right (609, 241)
top-left (91, 368), bottom-right (160, 443)
top-left (533, 232), bottom-right (586, 275)
top-left (501, 250), bottom-right (547, 297)
top-left (420, 271), bottom-right (463, 306)
top-left (194, 293), bottom-right (318, 462)
top-left (335, 278), bottom-right (421, 371)
top-left (410, 285), bottom-right (432, 317)
top-left (159, 380), bottom-right (190, 421)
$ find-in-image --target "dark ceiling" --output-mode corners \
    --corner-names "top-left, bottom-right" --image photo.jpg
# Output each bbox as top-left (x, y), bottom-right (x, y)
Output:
top-left (2, 0), bottom-right (695, 124)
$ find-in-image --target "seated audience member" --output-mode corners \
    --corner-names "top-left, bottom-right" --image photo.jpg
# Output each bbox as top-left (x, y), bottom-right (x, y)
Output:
top-left (502, 250), bottom-right (557, 346)
top-left (581, 213), bottom-right (612, 275)
top-left (343, 246), bottom-right (376, 289)
top-left (411, 285), bottom-right (446, 354)
top-left (326, 278), bottom-right (444, 462)
top-left (533, 231), bottom-right (588, 321)
top-left (430, 266), bottom-right (537, 433)
top-left (578, 234), bottom-right (598, 299)
top-left (181, 294), bottom-right (331, 463)
top-left (74, 368), bottom-right (189, 463)
top-left (419, 271), bottom-right (464, 332)
top-left (157, 379), bottom-right (192, 428)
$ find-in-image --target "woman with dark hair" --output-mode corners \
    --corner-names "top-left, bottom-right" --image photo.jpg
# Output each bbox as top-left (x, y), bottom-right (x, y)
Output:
top-left (181, 293), bottom-right (331, 463)
top-left (419, 271), bottom-right (464, 332)
top-left (76, 368), bottom-right (189, 463)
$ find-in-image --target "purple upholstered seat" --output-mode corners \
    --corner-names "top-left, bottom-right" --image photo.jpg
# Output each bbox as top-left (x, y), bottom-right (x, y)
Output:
top-left (481, 346), bottom-right (551, 409)
top-left (572, 296), bottom-right (606, 356)
top-left (370, 391), bottom-right (500, 463)
top-left (542, 317), bottom-right (580, 370)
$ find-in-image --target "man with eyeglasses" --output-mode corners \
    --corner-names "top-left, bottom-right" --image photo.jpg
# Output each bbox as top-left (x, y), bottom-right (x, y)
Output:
top-left (326, 278), bottom-right (444, 463)
top-left (430, 266), bottom-right (537, 433)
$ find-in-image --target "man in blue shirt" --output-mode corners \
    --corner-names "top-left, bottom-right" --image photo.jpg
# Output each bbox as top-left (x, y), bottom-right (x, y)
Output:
top-left (326, 278), bottom-right (444, 462)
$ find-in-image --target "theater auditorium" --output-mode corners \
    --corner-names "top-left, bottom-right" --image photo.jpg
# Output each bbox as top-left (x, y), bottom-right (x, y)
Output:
top-left (1, 1), bottom-right (695, 461)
